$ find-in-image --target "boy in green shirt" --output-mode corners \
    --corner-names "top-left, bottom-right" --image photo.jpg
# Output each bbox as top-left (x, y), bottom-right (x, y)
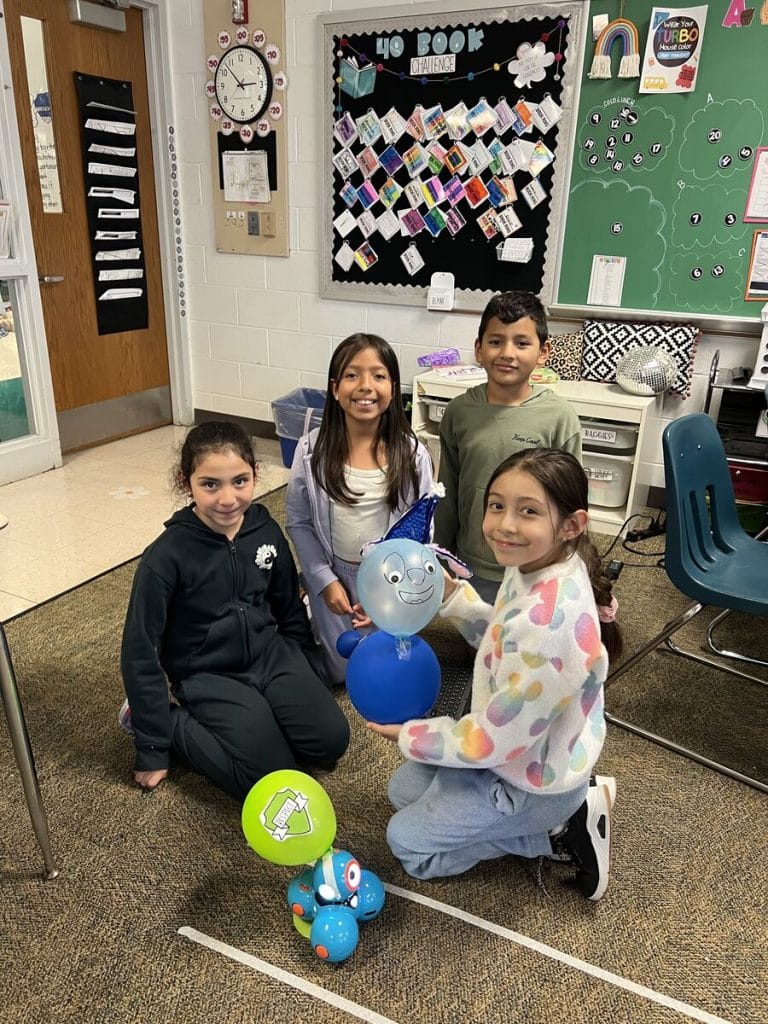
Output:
top-left (434, 291), bottom-right (582, 603)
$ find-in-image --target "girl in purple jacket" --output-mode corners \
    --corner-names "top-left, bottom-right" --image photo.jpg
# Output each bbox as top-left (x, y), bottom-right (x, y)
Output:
top-left (286, 333), bottom-right (433, 684)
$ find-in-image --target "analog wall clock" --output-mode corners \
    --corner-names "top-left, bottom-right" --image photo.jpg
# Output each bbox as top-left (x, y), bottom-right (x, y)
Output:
top-left (214, 44), bottom-right (272, 123)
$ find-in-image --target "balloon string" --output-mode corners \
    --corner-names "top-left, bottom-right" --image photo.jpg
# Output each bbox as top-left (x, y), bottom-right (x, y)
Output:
top-left (395, 635), bottom-right (412, 660)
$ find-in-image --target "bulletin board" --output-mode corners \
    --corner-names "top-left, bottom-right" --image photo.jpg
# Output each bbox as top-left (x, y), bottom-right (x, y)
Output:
top-left (203, 0), bottom-right (289, 256)
top-left (555, 1), bottom-right (768, 329)
top-left (318, 0), bottom-right (587, 310)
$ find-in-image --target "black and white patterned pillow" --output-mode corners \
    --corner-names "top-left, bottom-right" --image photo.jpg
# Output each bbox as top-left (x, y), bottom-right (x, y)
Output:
top-left (547, 331), bottom-right (584, 381)
top-left (580, 319), bottom-right (700, 398)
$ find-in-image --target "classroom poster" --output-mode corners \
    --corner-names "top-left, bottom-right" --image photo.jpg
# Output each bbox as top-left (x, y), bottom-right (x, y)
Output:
top-left (639, 6), bottom-right (708, 94)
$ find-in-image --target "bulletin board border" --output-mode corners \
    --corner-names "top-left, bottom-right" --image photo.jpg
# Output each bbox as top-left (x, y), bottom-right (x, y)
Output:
top-left (316, 0), bottom-right (588, 313)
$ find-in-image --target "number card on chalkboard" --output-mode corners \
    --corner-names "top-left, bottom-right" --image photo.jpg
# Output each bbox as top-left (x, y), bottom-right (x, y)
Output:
top-left (556, 1), bottom-right (768, 329)
top-left (318, 1), bottom-right (586, 310)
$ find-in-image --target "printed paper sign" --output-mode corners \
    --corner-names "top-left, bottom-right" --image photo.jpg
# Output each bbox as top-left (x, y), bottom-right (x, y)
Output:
top-left (334, 243), bottom-right (355, 271)
top-left (376, 208), bottom-right (400, 240)
top-left (401, 245), bottom-right (425, 276)
top-left (587, 254), bottom-right (627, 306)
top-left (744, 148), bottom-right (768, 223)
top-left (353, 240), bottom-right (379, 270)
top-left (333, 209), bottom-right (357, 238)
top-left (639, 6), bottom-right (708, 94)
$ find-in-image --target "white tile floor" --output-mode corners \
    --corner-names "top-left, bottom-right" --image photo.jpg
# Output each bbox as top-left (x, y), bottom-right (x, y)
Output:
top-left (0, 426), bottom-right (290, 620)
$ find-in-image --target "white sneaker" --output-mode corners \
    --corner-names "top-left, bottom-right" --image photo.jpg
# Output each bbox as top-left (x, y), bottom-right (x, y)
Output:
top-left (552, 783), bottom-right (612, 900)
top-left (548, 774), bottom-right (616, 865)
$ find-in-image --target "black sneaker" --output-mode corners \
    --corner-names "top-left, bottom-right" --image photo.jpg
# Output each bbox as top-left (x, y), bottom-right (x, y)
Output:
top-left (548, 775), bottom-right (615, 864)
top-left (551, 782), bottom-right (612, 900)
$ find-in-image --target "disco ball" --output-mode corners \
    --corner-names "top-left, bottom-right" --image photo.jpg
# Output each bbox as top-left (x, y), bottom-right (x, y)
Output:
top-left (615, 346), bottom-right (678, 396)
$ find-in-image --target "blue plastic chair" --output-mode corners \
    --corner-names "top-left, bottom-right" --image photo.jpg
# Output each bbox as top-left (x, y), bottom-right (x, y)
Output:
top-left (605, 413), bottom-right (768, 794)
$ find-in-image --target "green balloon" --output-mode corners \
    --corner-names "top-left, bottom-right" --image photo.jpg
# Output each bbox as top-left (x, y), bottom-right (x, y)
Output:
top-left (241, 770), bottom-right (336, 866)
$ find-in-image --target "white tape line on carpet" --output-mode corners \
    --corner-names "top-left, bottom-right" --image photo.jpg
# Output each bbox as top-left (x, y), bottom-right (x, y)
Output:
top-left (178, 926), bottom-right (399, 1024)
top-left (386, 884), bottom-right (731, 1024)
top-left (180, 884), bottom-right (731, 1024)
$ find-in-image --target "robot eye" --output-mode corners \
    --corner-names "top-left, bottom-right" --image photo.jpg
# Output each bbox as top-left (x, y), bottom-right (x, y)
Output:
top-left (316, 883), bottom-right (336, 904)
top-left (344, 859), bottom-right (361, 891)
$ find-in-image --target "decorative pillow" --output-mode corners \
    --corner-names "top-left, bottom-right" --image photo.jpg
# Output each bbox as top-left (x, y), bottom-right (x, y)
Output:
top-left (547, 331), bottom-right (584, 381)
top-left (580, 319), bottom-right (700, 398)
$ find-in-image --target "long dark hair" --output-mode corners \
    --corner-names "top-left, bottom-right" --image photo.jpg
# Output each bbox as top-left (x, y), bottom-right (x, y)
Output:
top-left (312, 332), bottom-right (419, 508)
top-left (484, 448), bottom-right (623, 662)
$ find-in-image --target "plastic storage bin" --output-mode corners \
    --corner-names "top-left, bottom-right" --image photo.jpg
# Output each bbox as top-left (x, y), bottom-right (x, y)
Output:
top-left (581, 418), bottom-right (639, 456)
top-left (583, 450), bottom-right (634, 508)
top-left (427, 399), bottom-right (449, 424)
top-left (271, 387), bottom-right (326, 468)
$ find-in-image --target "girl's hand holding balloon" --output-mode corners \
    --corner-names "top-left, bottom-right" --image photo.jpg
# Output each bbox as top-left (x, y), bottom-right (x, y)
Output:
top-left (367, 721), bottom-right (402, 742)
top-left (350, 603), bottom-right (372, 629)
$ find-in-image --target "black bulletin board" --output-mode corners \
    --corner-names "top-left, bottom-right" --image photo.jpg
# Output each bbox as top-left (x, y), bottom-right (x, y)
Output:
top-left (318, 1), bottom-right (586, 310)
top-left (556, 1), bottom-right (768, 328)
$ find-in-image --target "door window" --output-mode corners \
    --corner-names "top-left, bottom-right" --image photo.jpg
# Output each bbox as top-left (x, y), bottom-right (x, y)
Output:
top-left (0, 279), bottom-right (32, 442)
top-left (20, 16), bottom-right (62, 213)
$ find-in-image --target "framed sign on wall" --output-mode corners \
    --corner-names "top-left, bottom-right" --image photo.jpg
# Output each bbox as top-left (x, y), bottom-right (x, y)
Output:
top-left (317, 0), bottom-right (587, 310)
top-left (203, 0), bottom-right (289, 256)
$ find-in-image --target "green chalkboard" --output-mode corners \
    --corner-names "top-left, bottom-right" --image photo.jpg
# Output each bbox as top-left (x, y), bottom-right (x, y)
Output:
top-left (556, 2), bottom-right (768, 325)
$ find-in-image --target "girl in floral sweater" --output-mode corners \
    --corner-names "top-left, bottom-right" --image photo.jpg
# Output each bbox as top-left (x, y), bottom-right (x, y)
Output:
top-left (369, 448), bottom-right (622, 899)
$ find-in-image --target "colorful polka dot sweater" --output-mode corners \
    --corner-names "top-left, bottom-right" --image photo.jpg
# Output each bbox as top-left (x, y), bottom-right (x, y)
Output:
top-left (398, 555), bottom-right (608, 793)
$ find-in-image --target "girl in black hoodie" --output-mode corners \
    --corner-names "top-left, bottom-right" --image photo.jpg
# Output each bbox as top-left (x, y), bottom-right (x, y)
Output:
top-left (120, 422), bottom-right (349, 800)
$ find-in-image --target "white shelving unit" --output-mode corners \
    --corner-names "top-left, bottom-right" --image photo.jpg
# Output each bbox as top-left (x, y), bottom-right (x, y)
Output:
top-left (412, 369), bottom-right (657, 536)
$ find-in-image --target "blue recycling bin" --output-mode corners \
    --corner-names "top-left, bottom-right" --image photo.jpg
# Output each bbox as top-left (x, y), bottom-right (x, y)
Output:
top-left (271, 387), bottom-right (326, 468)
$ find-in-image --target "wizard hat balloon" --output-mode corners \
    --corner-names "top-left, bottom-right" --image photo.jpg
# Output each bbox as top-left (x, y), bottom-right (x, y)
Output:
top-left (361, 484), bottom-right (472, 578)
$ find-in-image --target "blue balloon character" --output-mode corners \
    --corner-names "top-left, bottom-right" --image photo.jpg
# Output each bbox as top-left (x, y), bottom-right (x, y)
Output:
top-left (341, 629), bottom-right (441, 724)
top-left (338, 488), bottom-right (471, 724)
top-left (356, 538), bottom-right (444, 638)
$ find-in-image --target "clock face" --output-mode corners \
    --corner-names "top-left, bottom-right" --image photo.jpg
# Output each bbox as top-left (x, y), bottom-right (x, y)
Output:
top-left (214, 45), bottom-right (272, 123)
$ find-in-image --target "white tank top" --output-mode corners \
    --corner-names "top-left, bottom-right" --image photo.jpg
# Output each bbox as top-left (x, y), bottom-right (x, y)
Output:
top-left (330, 465), bottom-right (390, 562)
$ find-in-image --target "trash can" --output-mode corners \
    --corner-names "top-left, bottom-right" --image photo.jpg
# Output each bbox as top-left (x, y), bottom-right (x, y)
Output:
top-left (271, 387), bottom-right (326, 468)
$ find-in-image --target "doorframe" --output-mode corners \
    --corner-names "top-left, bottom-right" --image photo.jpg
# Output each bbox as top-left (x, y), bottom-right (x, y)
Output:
top-left (134, 0), bottom-right (192, 426)
top-left (0, 0), bottom-right (60, 484)
top-left (0, 0), bottom-right (192, 486)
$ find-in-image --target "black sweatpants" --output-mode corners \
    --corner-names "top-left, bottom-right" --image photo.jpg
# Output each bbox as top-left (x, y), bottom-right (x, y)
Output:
top-left (169, 635), bottom-right (350, 800)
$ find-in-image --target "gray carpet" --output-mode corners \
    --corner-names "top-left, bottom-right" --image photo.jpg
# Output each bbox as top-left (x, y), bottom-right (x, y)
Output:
top-left (1, 488), bottom-right (766, 1024)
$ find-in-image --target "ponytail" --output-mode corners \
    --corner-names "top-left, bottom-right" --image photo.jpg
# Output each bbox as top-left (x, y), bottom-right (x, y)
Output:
top-left (577, 535), bottom-right (623, 663)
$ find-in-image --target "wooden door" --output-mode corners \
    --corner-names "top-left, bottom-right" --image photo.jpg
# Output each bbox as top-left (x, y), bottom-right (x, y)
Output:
top-left (5, 0), bottom-right (171, 451)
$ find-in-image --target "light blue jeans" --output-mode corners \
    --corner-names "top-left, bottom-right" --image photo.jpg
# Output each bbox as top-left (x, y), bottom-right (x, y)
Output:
top-left (387, 761), bottom-right (587, 880)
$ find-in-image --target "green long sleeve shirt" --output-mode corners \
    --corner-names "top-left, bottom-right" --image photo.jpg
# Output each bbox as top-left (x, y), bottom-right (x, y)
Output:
top-left (433, 383), bottom-right (582, 583)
